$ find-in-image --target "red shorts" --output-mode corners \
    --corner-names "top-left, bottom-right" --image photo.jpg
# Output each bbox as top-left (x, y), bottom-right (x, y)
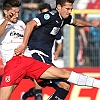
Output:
top-left (0, 56), bottom-right (51, 87)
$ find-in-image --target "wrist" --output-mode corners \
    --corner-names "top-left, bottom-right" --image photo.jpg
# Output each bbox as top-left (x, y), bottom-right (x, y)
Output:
top-left (5, 18), bottom-right (9, 23)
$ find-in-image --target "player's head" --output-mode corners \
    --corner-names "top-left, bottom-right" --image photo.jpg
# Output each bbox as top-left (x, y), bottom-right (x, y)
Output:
top-left (3, 0), bottom-right (21, 23)
top-left (56, 0), bottom-right (75, 18)
top-left (39, 3), bottom-right (51, 13)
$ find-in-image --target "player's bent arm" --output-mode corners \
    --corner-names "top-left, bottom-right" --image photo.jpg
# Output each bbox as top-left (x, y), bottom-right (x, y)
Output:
top-left (23, 20), bottom-right (37, 46)
top-left (14, 20), bottom-right (37, 55)
top-left (0, 19), bottom-right (8, 37)
top-left (56, 43), bottom-right (62, 54)
top-left (54, 43), bottom-right (62, 60)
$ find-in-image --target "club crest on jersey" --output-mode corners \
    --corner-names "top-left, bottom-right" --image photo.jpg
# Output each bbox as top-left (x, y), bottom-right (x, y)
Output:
top-left (5, 76), bottom-right (10, 82)
top-left (44, 14), bottom-right (50, 20)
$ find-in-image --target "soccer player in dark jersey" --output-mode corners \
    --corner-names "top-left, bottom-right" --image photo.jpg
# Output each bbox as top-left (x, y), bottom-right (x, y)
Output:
top-left (20, 3), bottom-right (65, 100)
top-left (15, 0), bottom-right (100, 100)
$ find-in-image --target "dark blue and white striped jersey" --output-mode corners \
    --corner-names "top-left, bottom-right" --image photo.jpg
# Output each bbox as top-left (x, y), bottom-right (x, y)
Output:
top-left (28, 9), bottom-right (73, 58)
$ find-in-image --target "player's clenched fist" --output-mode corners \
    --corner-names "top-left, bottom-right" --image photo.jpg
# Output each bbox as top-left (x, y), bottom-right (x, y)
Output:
top-left (91, 20), bottom-right (100, 27)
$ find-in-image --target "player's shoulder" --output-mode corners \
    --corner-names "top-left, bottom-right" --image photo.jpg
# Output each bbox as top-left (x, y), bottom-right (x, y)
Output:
top-left (17, 20), bottom-right (25, 25)
top-left (46, 9), bottom-right (59, 20)
top-left (36, 9), bottom-right (58, 22)
top-left (16, 20), bottom-right (26, 27)
top-left (41, 9), bottom-right (58, 18)
top-left (48, 9), bottom-right (59, 19)
top-left (49, 9), bottom-right (58, 16)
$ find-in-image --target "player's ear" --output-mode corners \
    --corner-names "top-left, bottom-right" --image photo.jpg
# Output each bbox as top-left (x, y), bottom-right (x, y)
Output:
top-left (3, 10), bottom-right (8, 17)
top-left (3, 10), bottom-right (7, 15)
top-left (57, 4), bottom-right (61, 10)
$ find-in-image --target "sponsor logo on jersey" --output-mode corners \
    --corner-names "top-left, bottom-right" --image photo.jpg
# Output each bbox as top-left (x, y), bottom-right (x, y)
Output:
top-left (44, 14), bottom-right (50, 20)
top-left (56, 20), bottom-right (59, 23)
top-left (10, 31), bottom-right (24, 37)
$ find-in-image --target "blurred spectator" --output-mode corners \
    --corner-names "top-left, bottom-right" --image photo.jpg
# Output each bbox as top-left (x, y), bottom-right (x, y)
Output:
top-left (75, 27), bottom-right (88, 67)
top-left (74, 14), bottom-right (88, 67)
top-left (83, 0), bottom-right (100, 66)
top-left (0, 0), bottom-right (3, 19)
top-left (38, 3), bottom-right (51, 13)
top-left (44, 0), bottom-right (56, 8)
top-left (20, 0), bottom-right (44, 23)
top-left (86, 26), bottom-right (100, 66)
top-left (86, 0), bottom-right (100, 20)
top-left (75, 0), bottom-right (90, 9)
top-left (74, 0), bottom-right (100, 67)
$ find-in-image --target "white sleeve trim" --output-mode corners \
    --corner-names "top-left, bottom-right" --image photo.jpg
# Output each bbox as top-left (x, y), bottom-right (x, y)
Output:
top-left (70, 16), bottom-right (74, 24)
top-left (33, 18), bottom-right (41, 26)
top-left (56, 36), bottom-right (63, 43)
top-left (56, 39), bottom-right (62, 43)
top-left (70, 18), bottom-right (74, 24)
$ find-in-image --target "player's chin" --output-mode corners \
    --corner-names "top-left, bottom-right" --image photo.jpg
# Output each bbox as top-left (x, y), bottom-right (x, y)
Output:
top-left (13, 19), bottom-right (18, 23)
top-left (63, 15), bottom-right (69, 19)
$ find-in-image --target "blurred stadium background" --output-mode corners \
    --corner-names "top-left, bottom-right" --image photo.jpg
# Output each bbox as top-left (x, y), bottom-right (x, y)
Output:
top-left (0, 0), bottom-right (100, 100)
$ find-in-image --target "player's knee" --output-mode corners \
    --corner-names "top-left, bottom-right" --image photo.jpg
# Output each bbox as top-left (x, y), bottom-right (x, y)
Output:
top-left (34, 80), bottom-right (42, 89)
top-left (58, 81), bottom-right (70, 91)
top-left (35, 84), bottom-right (42, 89)
top-left (59, 69), bottom-right (71, 79)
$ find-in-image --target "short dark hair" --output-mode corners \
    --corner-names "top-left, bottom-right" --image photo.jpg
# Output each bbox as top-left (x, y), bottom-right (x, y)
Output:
top-left (56, 0), bottom-right (75, 6)
top-left (3, 0), bottom-right (21, 10)
top-left (39, 3), bottom-right (51, 12)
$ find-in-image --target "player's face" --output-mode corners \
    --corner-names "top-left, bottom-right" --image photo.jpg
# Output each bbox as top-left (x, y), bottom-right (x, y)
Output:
top-left (10, 7), bottom-right (20, 23)
top-left (57, 2), bottom-right (73, 19)
top-left (5, 7), bottom-right (20, 23)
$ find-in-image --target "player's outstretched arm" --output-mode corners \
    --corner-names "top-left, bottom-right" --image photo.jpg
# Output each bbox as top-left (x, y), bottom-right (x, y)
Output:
top-left (72, 19), bottom-right (100, 27)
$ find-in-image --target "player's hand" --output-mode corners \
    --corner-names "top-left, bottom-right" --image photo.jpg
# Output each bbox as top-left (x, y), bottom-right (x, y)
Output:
top-left (5, 10), bottom-right (15, 21)
top-left (14, 44), bottom-right (26, 55)
top-left (53, 52), bottom-right (59, 60)
top-left (91, 20), bottom-right (100, 27)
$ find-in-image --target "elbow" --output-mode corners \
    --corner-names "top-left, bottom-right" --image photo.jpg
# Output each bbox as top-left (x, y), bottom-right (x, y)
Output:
top-left (26, 20), bottom-right (37, 30)
top-left (26, 21), bottom-right (32, 28)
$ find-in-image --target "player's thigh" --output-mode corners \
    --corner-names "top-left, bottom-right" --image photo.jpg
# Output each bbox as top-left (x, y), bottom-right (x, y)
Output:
top-left (40, 66), bottom-right (60, 79)
top-left (40, 66), bottom-right (71, 79)
top-left (0, 85), bottom-right (16, 100)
